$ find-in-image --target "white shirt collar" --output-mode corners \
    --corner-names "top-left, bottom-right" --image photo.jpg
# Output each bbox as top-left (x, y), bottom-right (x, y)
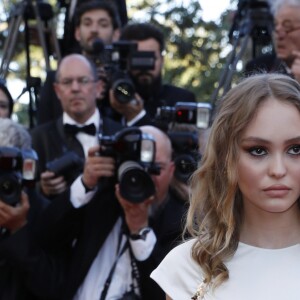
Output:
top-left (63, 109), bottom-right (101, 132)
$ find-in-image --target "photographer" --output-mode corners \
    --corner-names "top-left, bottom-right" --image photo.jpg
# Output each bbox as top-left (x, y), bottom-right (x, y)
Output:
top-left (166, 123), bottom-right (202, 203)
top-left (245, 0), bottom-right (300, 82)
top-left (37, 0), bottom-right (122, 125)
top-left (33, 125), bottom-right (187, 299)
top-left (0, 118), bottom-right (52, 299)
top-left (31, 54), bottom-right (123, 199)
top-left (108, 22), bottom-right (196, 127)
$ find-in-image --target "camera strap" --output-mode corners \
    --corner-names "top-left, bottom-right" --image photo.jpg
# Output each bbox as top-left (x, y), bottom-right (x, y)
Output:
top-left (127, 241), bottom-right (141, 298)
top-left (99, 227), bottom-right (129, 300)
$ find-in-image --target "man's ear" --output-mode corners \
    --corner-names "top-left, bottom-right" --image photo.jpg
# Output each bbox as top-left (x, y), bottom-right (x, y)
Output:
top-left (112, 29), bottom-right (121, 42)
top-left (169, 160), bottom-right (176, 178)
top-left (74, 27), bottom-right (81, 42)
top-left (53, 82), bottom-right (62, 103)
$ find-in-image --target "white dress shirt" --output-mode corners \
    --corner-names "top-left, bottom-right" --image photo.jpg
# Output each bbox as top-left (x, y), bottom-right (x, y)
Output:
top-left (63, 109), bottom-right (101, 158)
top-left (70, 177), bottom-right (157, 300)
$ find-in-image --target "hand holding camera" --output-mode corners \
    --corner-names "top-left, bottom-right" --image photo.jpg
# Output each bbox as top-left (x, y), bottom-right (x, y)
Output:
top-left (109, 90), bottom-right (144, 122)
top-left (40, 171), bottom-right (68, 197)
top-left (82, 145), bottom-right (116, 189)
top-left (0, 191), bottom-right (29, 233)
top-left (115, 183), bottom-right (153, 234)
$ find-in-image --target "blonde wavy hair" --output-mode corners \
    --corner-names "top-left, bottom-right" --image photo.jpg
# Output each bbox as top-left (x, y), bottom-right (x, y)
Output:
top-left (185, 73), bottom-right (300, 288)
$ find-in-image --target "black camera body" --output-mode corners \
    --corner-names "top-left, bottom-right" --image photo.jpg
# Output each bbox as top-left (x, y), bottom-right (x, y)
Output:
top-left (168, 131), bottom-right (200, 183)
top-left (231, 0), bottom-right (273, 47)
top-left (99, 127), bottom-right (160, 203)
top-left (155, 102), bottom-right (212, 129)
top-left (46, 151), bottom-right (84, 183)
top-left (92, 39), bottom-right (155, 104)
top-left (154, 102), bottom-right (208, 183)
top-left (0, 147), bottom-right (38, 205)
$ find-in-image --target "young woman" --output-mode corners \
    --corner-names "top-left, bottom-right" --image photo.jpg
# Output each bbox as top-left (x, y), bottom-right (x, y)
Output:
top-left (151, 73), bottom-right (300, 300)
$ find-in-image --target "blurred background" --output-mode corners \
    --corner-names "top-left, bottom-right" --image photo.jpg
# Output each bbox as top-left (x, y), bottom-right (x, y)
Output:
top-left (0, 0), bottom-right (273, 127)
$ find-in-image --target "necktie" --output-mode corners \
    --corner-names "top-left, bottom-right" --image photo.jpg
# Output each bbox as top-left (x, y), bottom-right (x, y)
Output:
top-left (64, 123), bottom-right (96, 136)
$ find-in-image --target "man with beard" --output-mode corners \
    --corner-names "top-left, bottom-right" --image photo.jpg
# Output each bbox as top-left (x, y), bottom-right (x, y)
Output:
top-left (108, 22), bottom-right (196, 127)
top-left (37, 0), bottom-right (121, 125)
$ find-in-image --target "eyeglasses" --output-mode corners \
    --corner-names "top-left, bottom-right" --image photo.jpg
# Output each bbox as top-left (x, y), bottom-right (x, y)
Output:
top-left (56, 77), bottom-right (96, 88)
top-left (275, 20), bottom-right (300, 35)
top-left (276, 26), bottom-right (300, 35)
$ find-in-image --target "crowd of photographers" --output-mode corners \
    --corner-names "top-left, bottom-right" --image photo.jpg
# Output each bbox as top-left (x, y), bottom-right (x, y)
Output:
top-left (3, 0), bottom-right (299, 298)
top-left (0, 1), bottom-right (207, 299)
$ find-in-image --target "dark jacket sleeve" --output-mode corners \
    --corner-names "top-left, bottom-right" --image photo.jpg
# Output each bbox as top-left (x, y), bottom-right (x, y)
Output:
top-left (0, 225), bottom-right (69, 300)
top-left (0, 189), bottom-right (69, 300)
top-left (137, 191), bottom-right (188, 300)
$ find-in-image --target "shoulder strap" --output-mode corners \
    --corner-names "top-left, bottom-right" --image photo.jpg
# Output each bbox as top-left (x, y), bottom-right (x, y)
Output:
top-left (99, 228), bottom-right (129, 300)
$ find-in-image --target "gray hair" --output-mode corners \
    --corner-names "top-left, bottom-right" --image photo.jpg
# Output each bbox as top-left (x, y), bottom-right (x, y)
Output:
top-left (0, 118), bottom-right (31, 149)
top-left (269, 0), bottom-right (300, 14)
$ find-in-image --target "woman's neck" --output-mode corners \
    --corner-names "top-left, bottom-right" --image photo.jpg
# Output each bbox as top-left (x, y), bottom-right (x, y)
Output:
top-left (239, 207), bottom-right (300, 249)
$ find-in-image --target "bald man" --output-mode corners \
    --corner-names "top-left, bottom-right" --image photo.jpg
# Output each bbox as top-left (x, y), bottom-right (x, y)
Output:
top-left (33, 125), bottom-right (187, 299)
top-left (115, 125), bottom-right (188, 300)
top-left (31, 53), bottom-right (122, 198)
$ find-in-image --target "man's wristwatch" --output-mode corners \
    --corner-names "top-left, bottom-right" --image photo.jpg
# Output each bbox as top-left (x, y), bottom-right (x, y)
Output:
top-left (81, 177), bottom-right (95, 193)
top-left (129, 227), bottom-right (152, 241)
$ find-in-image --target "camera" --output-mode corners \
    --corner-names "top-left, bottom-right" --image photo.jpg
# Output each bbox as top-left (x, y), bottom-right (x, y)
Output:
top-left (92, 39), bottom-right (155, 104)
top-left (230, 0), bottom-right (273, 47)
top-left (46, 151), bottom-right (84, 183)
top-left (155, 102), bottom-right (212, 129)
top-left (0, 147), bottom-right (38, 206)
top-left (168, 131), bottom-right (200, 183)
top-left (99, 127), bottom-right (160, 203)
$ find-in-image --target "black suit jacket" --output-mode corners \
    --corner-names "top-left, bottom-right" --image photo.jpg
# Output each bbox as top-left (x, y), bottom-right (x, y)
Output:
top-left (244, 53), bottom-right (288, 76)
top-left (31, 115), bottom-right (123, 177)
top-left (35, 181), bottom-right (122, 299)
top-left (0, 189), bottom-right (53, 300)
top-left (133, 83), bottom-right (196, 128)
top-left (30, 114), bottom-right (187, 299)
top-left (33, 186), bottom-right (187, 299)
top-left (29, 115), bottom-right (123, 299)
top-left (138, 189), bottom-right (188, 300)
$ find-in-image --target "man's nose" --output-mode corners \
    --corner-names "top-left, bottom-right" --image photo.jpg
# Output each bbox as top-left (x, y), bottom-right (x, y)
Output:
top-left (275, 25), bottom-right (288, 38)
top-left (90, 23), bottom-right (99, 32)
top-left (70, 79), bottom-right (80, 90)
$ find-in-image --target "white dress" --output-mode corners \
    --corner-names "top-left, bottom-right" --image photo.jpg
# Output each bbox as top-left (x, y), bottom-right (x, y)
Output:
top-left (150, 239), bottom-right (300, 300)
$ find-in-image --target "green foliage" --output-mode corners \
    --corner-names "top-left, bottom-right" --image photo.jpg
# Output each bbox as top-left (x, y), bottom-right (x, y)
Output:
top-left (127, 0), bottom-right (235, 103)
top-left (0, 0), bottom-right (238, 125)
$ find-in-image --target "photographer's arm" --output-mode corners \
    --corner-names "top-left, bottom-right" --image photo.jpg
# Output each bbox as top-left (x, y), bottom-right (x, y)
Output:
top-left (81, 145), bottom-right (115, 187)
top-left (69, 145), bottom-right (115, 208)
top-left (115, 184), bottom-right (157, 261)
top-left (115, 184), bottom-right (152, 233)
top-left (109, 90), bottom-right (147, 125)
top-left (0, 190), bottom-right (67, 298)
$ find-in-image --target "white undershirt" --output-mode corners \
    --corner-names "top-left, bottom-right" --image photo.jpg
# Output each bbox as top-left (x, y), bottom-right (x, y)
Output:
top-left (73, 217), bottom-right (133, 300)
top-left (70, 178), bottom-right (157, 300)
